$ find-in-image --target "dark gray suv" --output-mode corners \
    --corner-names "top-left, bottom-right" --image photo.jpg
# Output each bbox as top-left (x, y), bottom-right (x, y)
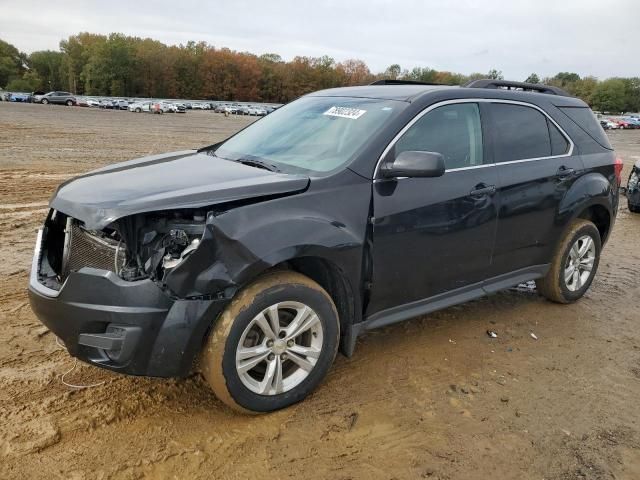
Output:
top-left (29, 79), bottom-right (621, 413)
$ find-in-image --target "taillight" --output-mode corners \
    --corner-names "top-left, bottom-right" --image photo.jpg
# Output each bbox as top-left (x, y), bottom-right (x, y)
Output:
top-left (614, 157), bottom-right (623, 186)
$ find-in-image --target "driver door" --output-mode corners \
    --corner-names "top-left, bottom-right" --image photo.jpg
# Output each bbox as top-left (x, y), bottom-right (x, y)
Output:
top-left (367, 102), bottom-right (499, 316)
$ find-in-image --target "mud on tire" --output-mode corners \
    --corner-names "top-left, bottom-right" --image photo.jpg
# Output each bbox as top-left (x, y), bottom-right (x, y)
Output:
top-left (536, 219), bottom-right (601, 304)
top-left (201, 271), bottom-right (340, 413)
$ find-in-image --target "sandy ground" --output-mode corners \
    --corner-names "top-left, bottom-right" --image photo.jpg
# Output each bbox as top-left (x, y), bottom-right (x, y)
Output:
top-left (1, 102), bottom-right (639, 480)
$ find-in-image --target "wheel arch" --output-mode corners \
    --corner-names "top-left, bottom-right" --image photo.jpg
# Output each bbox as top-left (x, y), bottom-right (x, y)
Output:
top-left (559, 172), bottom-right (615, 244)
top-left (576, 203), bottom-right (611, 244)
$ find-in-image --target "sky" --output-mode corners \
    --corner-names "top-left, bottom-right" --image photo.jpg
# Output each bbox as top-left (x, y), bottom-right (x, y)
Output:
top-left (1, 0), bottom-right (638, 80)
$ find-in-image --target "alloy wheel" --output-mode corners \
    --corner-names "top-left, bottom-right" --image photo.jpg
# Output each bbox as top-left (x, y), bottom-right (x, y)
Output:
top-left (564, 235), bottom-right (596, 292)
top-left (235, 301), bottom-right (323, 395)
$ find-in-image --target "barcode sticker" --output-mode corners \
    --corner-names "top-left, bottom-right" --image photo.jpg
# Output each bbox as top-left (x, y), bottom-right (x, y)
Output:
top-left (323, 106), bottom-right (367, 120)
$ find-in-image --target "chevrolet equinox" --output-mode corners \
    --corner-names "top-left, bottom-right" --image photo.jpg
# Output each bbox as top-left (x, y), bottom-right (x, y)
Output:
top-left (29, 79), bottom-right (621, 412)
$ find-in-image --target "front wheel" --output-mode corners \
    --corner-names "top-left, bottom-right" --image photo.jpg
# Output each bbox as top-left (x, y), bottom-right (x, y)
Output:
top-left (629, 201), bottom-right (640, 214)
top-left (536, 219), bottom-right (601, 303)
top-left (66, 99), bottom-right (73, 106)
top-left (41, 98), bottom-right (49, 104)
top-left (201, 271), bottom-right (340, 413)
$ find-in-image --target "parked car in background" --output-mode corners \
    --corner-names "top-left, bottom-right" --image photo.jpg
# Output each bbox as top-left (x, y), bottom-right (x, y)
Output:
top-left (86, 99), bottom-right (101, 108)
top-left (600, 120), bottom-right (616, 130)
top-left (236, 105), bottom-right (250, 115)
top-left (10, 92), bottom-right (31, 102)
top-left (40, 91), bottom-right (76, 106)
top-left (31, 91), bottom-right (46, 103)
top-left (622, 117), bottom-right (640, 129)
top-left (128, 101), bottom-right (152, 113)
top-left (614, 118), bottom-right (636, 129)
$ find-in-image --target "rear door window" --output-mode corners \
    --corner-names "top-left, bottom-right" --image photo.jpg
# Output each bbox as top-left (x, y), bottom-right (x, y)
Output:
top-left (489, 103), bottom-right (551, 162)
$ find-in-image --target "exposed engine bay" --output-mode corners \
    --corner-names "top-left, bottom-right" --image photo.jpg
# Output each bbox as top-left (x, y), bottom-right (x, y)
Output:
top-left (38, 208), bottom-right (207, 291)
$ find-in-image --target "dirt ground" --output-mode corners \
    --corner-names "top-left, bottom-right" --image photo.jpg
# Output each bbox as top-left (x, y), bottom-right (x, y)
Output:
top-left (1, 102), bottom-right (639, 480)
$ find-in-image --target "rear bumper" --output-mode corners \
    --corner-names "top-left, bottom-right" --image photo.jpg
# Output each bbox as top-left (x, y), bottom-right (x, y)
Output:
top-left (29, 232), bottom-right (229, 377)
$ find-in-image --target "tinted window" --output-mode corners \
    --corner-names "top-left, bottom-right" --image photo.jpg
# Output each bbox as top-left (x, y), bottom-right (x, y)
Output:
top-left (395, 103), bottom-right (483, 169)
top-left (559, 107), bottom-right (612, 150)
top-left (548, 119), bottom-right (569, 155)
top-left (490, 104), bottom-right (551, 162)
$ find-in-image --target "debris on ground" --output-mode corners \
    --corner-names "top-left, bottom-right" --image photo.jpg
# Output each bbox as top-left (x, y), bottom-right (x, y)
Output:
top-left (530, 333), bottom-right (538, 340)
top-left (487, 330), bottom-right (498, 338)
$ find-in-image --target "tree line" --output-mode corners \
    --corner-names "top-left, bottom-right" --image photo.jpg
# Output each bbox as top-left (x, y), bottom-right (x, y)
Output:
top-left (1, 33), bottom-right (638, 112)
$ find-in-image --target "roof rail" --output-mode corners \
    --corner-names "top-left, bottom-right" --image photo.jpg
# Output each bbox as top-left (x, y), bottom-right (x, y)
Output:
top-left (370, 79), bottom-right (445, 86)
top-left (464, 79), bottom-right (570, 96)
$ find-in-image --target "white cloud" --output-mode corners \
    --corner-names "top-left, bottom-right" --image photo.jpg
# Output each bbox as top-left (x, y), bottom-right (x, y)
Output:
top-left (1, 0), bottom-right (637, 80)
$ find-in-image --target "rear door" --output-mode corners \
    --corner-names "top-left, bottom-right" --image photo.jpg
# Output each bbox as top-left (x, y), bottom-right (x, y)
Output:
top-left (485, 101), bottom-right (583, 275)
top-left (367, 101), bottom-right (499, 315)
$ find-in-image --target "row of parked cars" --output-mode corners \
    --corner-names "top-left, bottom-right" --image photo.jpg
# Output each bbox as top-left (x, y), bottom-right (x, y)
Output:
top-left (599, 115), bottom-right (640, 130)
top-left (1, 90), bottom-right (278, 116)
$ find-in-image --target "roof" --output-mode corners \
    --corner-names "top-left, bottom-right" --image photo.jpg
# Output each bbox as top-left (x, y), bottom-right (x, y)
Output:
top-left (308, 85), bottom-right (457, 102)
top-left (308, 83), bottom-right (587, 108)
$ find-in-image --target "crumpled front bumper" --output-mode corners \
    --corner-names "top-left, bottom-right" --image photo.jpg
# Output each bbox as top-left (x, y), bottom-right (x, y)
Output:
top-left (28, 230), bottom-right (229, 377)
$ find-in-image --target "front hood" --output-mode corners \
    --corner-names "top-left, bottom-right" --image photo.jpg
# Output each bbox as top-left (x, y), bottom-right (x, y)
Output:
top-left (50, 150), bottom-right (309, 229)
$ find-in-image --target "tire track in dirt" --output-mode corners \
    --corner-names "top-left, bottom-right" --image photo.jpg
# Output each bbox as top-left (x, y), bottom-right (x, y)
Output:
top-left (1, 103), bottom-right (640, 480)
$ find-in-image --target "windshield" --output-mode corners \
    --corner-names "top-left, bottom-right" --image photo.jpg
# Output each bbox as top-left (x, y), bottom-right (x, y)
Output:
top-left (214, 96), bottom-right (406, 174)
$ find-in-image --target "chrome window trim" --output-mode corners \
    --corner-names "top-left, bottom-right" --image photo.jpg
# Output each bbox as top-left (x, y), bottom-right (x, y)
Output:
top-left (373, 98), bottom-right (575, 179)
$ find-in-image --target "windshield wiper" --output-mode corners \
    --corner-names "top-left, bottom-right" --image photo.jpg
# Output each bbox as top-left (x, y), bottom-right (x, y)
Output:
top-left (210, 151), bottom-right (281, 172)
top-left (233, 157), bottom-right (281, 172)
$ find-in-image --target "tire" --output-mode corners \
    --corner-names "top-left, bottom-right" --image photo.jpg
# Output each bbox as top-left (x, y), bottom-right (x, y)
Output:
top-left (66, 99), bottom-right (73, 106)
top-left (536, 219), bottom-right (601, 304)
top-left (201, 271), bottom-right (340, 413)
top-left (135, 108), bottom-right (141, 113)
top-left (41, 98), bottom-right (49, 105)
top-left (629, 201), bottom-right (640, 213)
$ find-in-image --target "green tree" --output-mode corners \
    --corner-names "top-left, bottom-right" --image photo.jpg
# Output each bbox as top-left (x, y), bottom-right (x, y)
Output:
top-left (487, 69), bottom-right (503, 80)
top-left (384, 64), bottom-right (402, 79)
top-left (525, 73), bottom-right (540, 84)
top-left (29, 50), bottom-right (65, 91)
top-left (591, 79), bottom-right (627, 112)
top-left (0, 39), bottom-right (26, 88)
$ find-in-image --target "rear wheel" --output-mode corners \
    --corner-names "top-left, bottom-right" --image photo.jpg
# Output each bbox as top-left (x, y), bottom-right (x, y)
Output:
top-left (536, 219), bottom-right (601, 303)
top-left (201, 271), bottom-right (340, 413)
top-left (41, 98), bottom-right (49, 104)
top-left (66, 99), bottom-right (73, 106)
top-left (629, 201), bottom-right (640, 213)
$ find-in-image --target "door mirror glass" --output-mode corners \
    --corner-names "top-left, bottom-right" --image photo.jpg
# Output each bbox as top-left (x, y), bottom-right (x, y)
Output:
top-left (381, 150), bottom-right (445, 178)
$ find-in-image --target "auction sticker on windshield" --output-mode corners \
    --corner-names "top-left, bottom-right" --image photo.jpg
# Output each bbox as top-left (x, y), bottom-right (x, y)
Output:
top-left (323, 106), bottom-right (367, 119)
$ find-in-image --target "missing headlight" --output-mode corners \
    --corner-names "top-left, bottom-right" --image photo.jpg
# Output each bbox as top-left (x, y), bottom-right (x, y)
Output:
top-left (162, 230), bottom-right (201, 269)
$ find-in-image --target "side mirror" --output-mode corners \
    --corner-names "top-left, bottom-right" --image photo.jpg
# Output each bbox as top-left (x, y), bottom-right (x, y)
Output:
top-left (380, 151), bottom-right (445, 178)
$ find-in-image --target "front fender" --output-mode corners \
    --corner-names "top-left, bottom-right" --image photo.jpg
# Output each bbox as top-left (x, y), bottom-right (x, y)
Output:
top-left (164, 204), bottom-right (366, 300)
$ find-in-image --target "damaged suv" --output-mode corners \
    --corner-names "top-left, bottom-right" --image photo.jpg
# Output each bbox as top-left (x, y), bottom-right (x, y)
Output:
top-left (29, 79), bottom-right (620, 412)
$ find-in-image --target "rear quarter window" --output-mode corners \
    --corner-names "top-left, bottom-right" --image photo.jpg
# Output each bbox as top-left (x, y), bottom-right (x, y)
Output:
top-left (559, 107), bottom-right (613, 150)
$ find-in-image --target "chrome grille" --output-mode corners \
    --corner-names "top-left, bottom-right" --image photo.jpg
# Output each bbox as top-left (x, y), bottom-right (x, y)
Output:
top-left (61, 222), bottom-right (125, 279)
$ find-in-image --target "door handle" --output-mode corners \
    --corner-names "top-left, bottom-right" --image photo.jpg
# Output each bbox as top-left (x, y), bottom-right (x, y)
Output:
top-left (556, 166), bottom-right (576, 178)
top-left (470, 184), bottom-right (497, 197)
